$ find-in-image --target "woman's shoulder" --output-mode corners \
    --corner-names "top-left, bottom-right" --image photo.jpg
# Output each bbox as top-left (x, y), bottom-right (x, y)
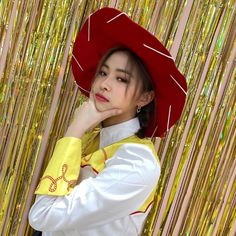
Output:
top-left (115, 135), bottom-right (161, 167)
top-left (106, 140), bottom-right (161, 185)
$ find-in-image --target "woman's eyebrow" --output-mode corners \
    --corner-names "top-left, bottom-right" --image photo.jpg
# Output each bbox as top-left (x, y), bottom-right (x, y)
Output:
top-left (102, 63), bottom-right (132, 76)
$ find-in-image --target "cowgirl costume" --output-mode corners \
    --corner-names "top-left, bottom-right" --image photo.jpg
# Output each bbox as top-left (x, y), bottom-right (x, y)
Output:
top-left (29, 7), bottom-right (187, 236)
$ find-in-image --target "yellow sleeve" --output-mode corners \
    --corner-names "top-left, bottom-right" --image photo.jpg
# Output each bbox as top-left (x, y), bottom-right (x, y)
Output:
top-left (35, 137), bottom-right (82, 196)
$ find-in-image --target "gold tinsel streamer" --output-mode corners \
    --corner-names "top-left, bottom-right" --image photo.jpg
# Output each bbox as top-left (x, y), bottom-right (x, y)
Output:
top-left (0, 0), bottom-right (235, 235)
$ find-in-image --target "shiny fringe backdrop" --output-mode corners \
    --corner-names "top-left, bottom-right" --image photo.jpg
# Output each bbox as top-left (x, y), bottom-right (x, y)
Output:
top-left (0, 0), bottom-right (235, 235)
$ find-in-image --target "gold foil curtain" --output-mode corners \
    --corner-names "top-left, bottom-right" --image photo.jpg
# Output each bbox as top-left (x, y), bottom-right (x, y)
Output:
top-left (0, 0), bottom-right (235, 235)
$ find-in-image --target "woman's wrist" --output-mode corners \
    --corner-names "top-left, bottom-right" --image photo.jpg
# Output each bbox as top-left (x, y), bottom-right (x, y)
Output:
top-left (64, 125), bottom-right (85, 139)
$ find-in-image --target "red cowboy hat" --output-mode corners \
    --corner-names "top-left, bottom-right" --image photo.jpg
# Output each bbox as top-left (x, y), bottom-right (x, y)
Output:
top-left (71, 7), bottom-right (187, 138)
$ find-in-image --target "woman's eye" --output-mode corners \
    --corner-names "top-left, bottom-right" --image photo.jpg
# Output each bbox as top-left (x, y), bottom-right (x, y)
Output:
top-left (117, 77), bottom-right (128, 83)
top-left (98, 71), bottom-right (106, 76)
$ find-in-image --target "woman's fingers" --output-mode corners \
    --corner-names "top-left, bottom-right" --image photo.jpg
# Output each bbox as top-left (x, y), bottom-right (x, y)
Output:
top-left (89, 91), bottom-right (94, 103)
top-left (70, 91), bottom-right (123, 132)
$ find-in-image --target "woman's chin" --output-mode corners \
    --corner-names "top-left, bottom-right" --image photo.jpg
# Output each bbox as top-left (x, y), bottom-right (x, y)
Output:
top-left (94, 102), bottom-right (111, 112)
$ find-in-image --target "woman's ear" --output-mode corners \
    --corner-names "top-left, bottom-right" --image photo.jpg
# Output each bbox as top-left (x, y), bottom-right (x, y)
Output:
top-left (137, 90), bottom-right (155, 107)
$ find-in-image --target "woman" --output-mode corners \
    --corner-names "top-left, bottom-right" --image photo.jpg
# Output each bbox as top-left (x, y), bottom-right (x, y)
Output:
top-left (29, 7), bottom-right (187, 236)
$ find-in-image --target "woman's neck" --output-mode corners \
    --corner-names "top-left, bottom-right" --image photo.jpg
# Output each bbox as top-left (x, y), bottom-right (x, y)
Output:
top-left (101, 113), bottom-right (136, 128)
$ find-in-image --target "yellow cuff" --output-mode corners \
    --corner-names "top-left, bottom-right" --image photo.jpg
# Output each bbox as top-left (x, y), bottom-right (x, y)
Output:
top-left (35, 137), bottom-right (82, 196)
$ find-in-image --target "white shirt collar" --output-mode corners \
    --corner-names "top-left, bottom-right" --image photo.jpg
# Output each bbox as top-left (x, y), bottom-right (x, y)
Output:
top-left (99, 117), bottom-right (140, 149)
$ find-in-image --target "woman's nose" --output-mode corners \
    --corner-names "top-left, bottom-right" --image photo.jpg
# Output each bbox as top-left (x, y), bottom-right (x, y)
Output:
top-left (100, 76), bottom-right (111, 91)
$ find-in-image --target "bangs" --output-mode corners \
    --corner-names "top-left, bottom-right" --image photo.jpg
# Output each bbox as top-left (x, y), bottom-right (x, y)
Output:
top-left (124, 53), bottom-right (143, 98)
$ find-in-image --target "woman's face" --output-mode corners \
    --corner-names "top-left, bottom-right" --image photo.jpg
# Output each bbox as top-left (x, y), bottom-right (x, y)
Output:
top-left (91, 51), bottom-right (144, 127)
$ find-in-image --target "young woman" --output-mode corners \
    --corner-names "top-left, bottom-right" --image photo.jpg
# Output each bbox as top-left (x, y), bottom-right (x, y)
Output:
top-left (29, 7), bottom-right (187, 236)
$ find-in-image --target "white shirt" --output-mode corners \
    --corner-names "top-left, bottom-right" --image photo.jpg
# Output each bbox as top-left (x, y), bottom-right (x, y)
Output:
top-left (29, 117), bottom-right (161, 236)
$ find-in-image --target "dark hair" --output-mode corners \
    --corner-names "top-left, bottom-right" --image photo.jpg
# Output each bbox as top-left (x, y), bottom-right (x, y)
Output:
top-left (93, 46), bottom-right (155, 139)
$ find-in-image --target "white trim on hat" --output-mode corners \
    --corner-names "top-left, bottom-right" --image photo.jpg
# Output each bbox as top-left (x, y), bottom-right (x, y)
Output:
top-left (143, 43), bottom-right (174, 60)
top-left (106, 12), bottom-right (128, 23)
top-left (77, 83), bottom-right (90, 93)
top-left (167, 105), bottom-right (171, 131)
top-left (170, 75), bottom-right (187, 95)
top-left (71, 54), bottom-right (90, 93)
top-left (151, 125), bottom-right (158, 139)
top-left (72, 54), bottom-right (84, 71)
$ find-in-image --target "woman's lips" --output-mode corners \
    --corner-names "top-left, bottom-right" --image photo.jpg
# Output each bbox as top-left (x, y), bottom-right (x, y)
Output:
top-left (95, 93), bottom-right (109, 102)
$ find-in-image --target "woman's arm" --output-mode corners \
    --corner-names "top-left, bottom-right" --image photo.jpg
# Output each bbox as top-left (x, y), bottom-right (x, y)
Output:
top-left (28, 143), bottom-right (160, 232)
top-left (34, 92), bottom-right (122, 196)
top-left (34, 137), bottom-right (82, 196)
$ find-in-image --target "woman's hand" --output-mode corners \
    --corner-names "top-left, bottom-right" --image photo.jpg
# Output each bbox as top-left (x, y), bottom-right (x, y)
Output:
top-left (64, 93), bottom-right (122, 138)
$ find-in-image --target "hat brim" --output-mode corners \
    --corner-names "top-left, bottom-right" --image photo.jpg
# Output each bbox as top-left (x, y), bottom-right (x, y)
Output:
top-left (71, 7), bottom-right (187, 138)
